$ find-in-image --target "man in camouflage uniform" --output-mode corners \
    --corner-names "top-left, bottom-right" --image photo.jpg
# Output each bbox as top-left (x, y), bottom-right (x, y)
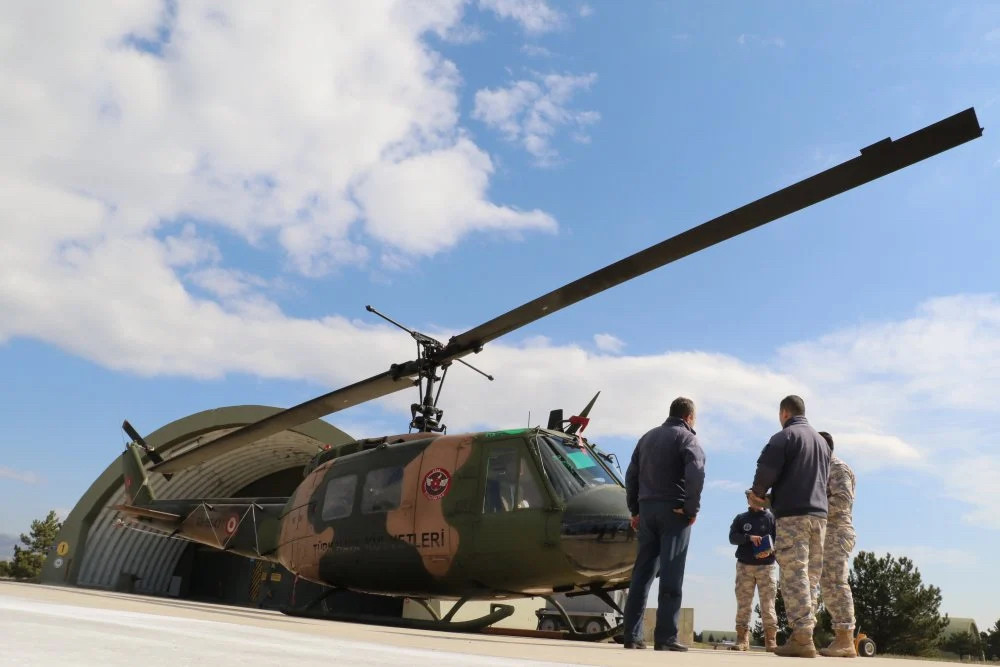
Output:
top-left (728, 492), bottom-right (778, 651)
top-left (750, 395), bottom-right (830, 658)
top-left (817, 431), bottom-right (858, 658)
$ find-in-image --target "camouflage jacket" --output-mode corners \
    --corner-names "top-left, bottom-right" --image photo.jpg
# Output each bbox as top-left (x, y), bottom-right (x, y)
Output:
top-left (827, 455), bottom-right (856, 526)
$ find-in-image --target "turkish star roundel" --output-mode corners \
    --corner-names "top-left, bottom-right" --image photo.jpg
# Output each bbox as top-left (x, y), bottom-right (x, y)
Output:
top-left (422, 468), bottom-right (451, 500)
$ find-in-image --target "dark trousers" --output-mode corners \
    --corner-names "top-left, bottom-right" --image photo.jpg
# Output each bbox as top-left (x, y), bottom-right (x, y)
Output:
top-left (623, 500), bottom-right (692, 645)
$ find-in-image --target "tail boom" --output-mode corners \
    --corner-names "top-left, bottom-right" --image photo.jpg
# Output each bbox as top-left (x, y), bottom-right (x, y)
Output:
top-left (115, 498), bottom-right (288, 560)
top-left (117, 443), bottom-right (288, 559)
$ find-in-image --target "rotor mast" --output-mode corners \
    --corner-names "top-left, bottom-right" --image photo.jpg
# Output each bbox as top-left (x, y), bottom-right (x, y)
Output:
top-left (365, 305), bottom-right (493, 433)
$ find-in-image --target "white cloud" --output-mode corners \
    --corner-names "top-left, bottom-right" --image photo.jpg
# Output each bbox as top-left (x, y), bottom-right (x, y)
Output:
top-left (713, 545), bottom-right (735, 558)
top-left (479, 0), bottom-right (563, 34)
top-left (0, 1), bottom-right (555, 285)
top-left (737, 34), bottom-right (786, 48)
top-left (0, 2), bottom-right (572, 388)
top-left (777, 295), bottom-right (1000, 414)
top-left (186, 267), bottom-right (269, 300)
top-left (0, 468), bottom-right (42, 485)
top-left (473, 72), bottom-right (599, 165)
top-left (863, 545), bottom-right (977, 568)
top-left (521, 44), bottom-right (553, 58)
top-left (941, 456), bottom-right (1000, 529)
top-left (707, 480), bottom-right (746, 493)
top-left (163, 224), bottom-right (222, 268)
top-left (579, 4), bottom-right (594, 18)
top-left (353, 139), bottom-right (556, 254)
top-left (593, 333), bottom-right (625, 354)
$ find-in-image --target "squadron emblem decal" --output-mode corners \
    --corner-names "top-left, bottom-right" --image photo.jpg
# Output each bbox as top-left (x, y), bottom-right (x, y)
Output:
top-left (422, 468), bottom-right (451, 500)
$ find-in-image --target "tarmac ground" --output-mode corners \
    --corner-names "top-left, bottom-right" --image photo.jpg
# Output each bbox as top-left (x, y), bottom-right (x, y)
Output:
top-left (0, 581), bottom-right (954, 666)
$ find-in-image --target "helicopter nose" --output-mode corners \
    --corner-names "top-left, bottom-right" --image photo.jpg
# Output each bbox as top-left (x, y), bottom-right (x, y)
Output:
top-left (560, 486), bottom-right (635, 576)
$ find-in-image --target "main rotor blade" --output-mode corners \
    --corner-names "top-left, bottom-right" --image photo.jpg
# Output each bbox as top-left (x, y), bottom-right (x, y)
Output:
top-left (150, 368), bottom-right (419, 474)
top-left (437, 108), bottom-right (982, 362)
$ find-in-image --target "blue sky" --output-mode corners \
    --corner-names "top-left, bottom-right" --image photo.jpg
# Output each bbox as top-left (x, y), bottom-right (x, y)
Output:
top-left (1, 1), bottom-right (998, 633)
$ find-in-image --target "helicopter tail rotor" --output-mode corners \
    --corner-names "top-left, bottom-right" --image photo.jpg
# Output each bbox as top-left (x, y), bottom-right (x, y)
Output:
top-left (122, 420), bottom-right (172, 481)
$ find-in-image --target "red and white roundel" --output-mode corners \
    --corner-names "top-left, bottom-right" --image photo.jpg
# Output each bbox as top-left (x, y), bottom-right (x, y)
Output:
top-left (225, 515), bottom-right (239, 534)
top-left (422, 468), bottom-right (451, 500)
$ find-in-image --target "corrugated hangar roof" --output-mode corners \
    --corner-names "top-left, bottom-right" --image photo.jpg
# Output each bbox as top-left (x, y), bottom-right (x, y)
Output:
top-left (43, 405), bottom-right (355, 592)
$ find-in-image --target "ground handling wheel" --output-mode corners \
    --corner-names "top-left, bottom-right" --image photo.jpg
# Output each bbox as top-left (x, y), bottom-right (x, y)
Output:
top-left (538, 617), bottom-right (559, 632)
top-left (857, 637), bottom-right (876, 657)
top-left (582, 619), bottom-right (605, 635)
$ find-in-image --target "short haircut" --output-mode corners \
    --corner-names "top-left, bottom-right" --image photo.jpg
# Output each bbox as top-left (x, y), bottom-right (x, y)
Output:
top-left (669, 397), bottom-right (695, 420)
top-left (779, 395), bottom-right (805, 416)
top-left (819, 431), bottom-right (834, 451)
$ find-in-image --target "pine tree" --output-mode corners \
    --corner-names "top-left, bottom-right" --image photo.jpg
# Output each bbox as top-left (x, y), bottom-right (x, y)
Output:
top-left (752, 588), bottom-right (790, 644)
top-left (983, 620), bottom-right (1000, 661)
top-left (940, 630), bottom-right (982, 659)
top-left (850, 551), bottom-right (949, 656)
top-left (10, 510), bottom-right (62, 580)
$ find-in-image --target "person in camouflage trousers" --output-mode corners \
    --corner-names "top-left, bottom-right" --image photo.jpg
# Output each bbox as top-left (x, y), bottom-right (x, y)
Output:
top-left (817, 431), bottom-right (858, 658)
top-left (729, 494), bottom-right (778, 651)
top-left (750, 395), bottom-right (830, 659)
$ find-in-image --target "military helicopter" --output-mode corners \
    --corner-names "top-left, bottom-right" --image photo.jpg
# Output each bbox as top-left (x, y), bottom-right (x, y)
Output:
top-left (113, 108), bottom-right (981, 638)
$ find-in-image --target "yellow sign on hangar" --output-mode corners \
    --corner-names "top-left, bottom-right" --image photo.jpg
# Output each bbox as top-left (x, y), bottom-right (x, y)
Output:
top-left (56, 542), bottom-right (69, 556)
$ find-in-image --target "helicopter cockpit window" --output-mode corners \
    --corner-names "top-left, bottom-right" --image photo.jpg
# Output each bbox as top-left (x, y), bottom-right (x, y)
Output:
top-left (321, 474), bottom-right (357, 521)
top-left (362, 466), bottom-right (404, 514)
top-left (483, 447), bottom-right (545, 513)
top-left (536, 435), bottom-right (616, 502)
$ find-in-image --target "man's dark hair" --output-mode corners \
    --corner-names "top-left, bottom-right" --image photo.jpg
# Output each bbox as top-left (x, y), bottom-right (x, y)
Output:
top-left (779, 395), bottom-right (805, 417)
top-left (669, 397), bottom-right (695, 419)
top-left (819, 431), bottom-right (834, 451)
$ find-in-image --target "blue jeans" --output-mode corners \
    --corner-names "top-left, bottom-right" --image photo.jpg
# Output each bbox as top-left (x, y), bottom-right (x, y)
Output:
top-left (623, 500), bottom-right (692, 645)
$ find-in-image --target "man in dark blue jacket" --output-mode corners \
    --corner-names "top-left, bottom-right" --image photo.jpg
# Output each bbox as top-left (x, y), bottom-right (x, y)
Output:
top-left (623, 396), bottom-right (706, 651)
top-left (729, 495), bottom-right (778, 651)
top-left (749, 395), bottom-right (830, 658)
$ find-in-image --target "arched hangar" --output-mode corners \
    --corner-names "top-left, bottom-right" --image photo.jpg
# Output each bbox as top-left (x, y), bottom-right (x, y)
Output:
top-left (41, 405), bottom-right (354, 607)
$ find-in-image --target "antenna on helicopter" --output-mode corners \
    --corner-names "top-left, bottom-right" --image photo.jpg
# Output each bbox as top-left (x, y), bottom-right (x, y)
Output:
top-left (365, 305), bottom-right (494, 433)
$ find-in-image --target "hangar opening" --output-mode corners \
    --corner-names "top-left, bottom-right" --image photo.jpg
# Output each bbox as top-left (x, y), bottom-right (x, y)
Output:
top-left (40, 405), bottom-right (360, 611)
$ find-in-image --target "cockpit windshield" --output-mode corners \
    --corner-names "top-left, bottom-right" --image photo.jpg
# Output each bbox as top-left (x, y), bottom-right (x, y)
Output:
top-left (535, 434), bottom-right (620, 502)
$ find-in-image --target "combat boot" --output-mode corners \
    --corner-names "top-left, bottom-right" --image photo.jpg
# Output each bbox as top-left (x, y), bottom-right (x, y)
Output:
top-left (765, 627), bottom-right (778, 652)
top-left (819, 629), bottom-right (857, 658)
top-left (733, 627), bottom-right (749, 651)
top-left (774, 629), bottom-right (818, 658)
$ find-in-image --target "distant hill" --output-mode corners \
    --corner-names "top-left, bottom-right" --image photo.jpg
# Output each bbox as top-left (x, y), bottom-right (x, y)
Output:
top-left (0, 534), bottom-right (18, 560)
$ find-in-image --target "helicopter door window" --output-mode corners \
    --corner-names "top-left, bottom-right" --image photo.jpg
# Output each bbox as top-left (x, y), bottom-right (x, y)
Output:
top-left (361, 466), bottom-right (404, 514)
top-left (484, 447), bottom-right (544, 513)
top-left (517, 456), bottom-right (545, 509)
top-left (484, 449), bottom-right (518, 513)
top-left (321, 474), bottom-right (357, 521)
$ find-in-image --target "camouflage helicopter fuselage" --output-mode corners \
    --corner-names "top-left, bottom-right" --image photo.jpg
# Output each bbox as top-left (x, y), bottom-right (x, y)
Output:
top-left (117, 427), bottom-right (635, 601)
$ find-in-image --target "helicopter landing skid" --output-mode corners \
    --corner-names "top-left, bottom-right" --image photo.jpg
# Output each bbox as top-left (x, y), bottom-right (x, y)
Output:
top-left (480, 623), bottom-right (625, 642)
top-left (280, 594), bottom-right (515, 634)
